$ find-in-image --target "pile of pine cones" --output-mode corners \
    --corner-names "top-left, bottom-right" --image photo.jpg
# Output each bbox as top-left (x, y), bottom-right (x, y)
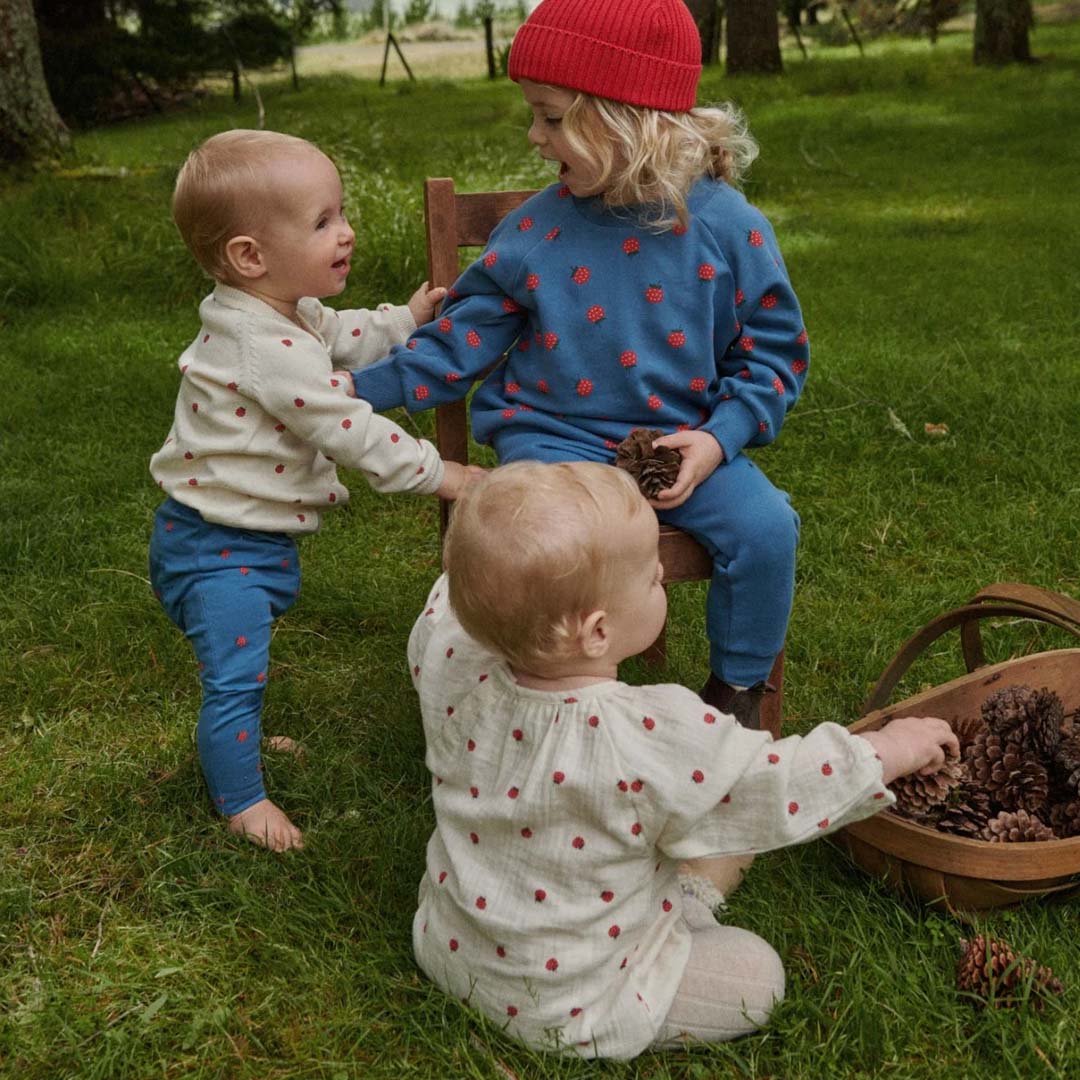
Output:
top-left (957, 934), bottom-right (1064, 1008)
top-left (613, 428), bottom-right (682, 499)
top-left (888, 684), bottom-right (1080, 841)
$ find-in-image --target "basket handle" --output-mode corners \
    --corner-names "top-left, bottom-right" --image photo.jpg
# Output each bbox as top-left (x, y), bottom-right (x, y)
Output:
top-left (862, 582), bottom-right (1080, 715)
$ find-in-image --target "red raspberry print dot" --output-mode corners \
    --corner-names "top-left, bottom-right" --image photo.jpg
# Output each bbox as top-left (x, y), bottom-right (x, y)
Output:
top-left (738, 368), bottom-right (751, 379)
top-left (470, 832), bottom-right (480, 844)
top-left (748, 229), bottom-right (764, 247)
top-left (821, 762), bottom-right (833, 776)
top-left (761, 292), bottom-right (778, 309)
top-left (234, 407), bottom-right (246, 418)
top-left (672, 222), bottom-right (688, 235)
top-left (698, 263), bottom-right (715, 281)
top-left (546, 957), bottom-right (559, 972)
top-left (570, 1007), bottom-right (582, 1017)
top-left (351, 328), bottom-right (361, 337)
top-left (239, 566), bottom-right (250, 575)
top-left (721, 793), bottom-right (731, 804)
top-left (512, 728), bottom-right (523, 741)
top-left (586, 304), bottom-right (605, 323)
top-left (465, 329), bottom-right (481, 348)
top-left (536, 379), bottom-right (550, 394)
top-left (588, 715), bottom-right (599, 728)
top-left (526, 273), bottom-right (540, 291)
top-left (466, 738), bottom-right (475, 751)
top-left (758, 421), bottom-right (769, 434)
top-left (797, 328), bottom-right (809, 345)
top-left (552, 771), bottom-right (565, 785)
top-left (483, 251), bottom-right (497, 268)
top-left (576, 378), bottom-right (593, 396)
top-left (620, 350), bottom-right (637, 368)
top-left (792, 358), bottom-right (808, 376)
top-left (275, 423), bottom-right (285, 432)
top-left (818, 818), bottom-right (830, 829)
top-left (545, 226), bottom-right (561, 240)
top-left (281, 338), bottom-right (294, 348)
top-left (772, 377), bottom-right (785, 395)
top-left (390, 433), bottom-right (400, 443)
top-left (414, 385), bottom-right (430, 401)
top-left (502, 297), bottom-right (522, 313)
top-left (623, 237), bottom-right (640, 255)
top-left (691, 769), bottom-right (704, 784)
top-left (572, 836), bottom-right (585, 849)
top-left (191, 402), bottom-right (199, 413)
top-left (601, 890), bottom-right (614, 902)
top-left (445, 371), bottom-right (461, 382)
top-left (704, 712), bottom-right (716, 724)
top-left (544, 332), bottom-right (559, 350)
top-left (341, 418), bottom-right (353, 429)
top-left (294, 398), bottom-right (305, 408)
top-left (617, 780), bottom-right (629, 792)
top-left (519, 216), bottom-right (534, 231)
top-left (874, 792), bottom-right (886, 800)
top-left (642, 716), bottom-right (655, 731)
top-left (256, 672), bottom-right (266, 683)
top-left (689, 377), bottom-right (706, 392)
top-left (630, 822), bottom-right (642, 836)
top-left (476, 896), bottom-right (487, 909)
top-left (571, 265), bottom-right (591, 285)
top-left (647, 394), bottom-right (662, 411)
top-left (220, 549), bottom-right (231, 559)
top-left (608, 925), bottom-right (621, 939)
top-left (740, 335), bottom-right (755, 352)
top-left (768, 753), bottom-right (780, 764)
top-left (446, 706), bottom-right (454, 717)
top-left (504, 381), bottom-right (520, 395)
top-left (506, 1004), bottom-right (518, 1016)
top-left (479, 673), bottom-right (488, 682)
top-left (502, 408), bottom-right (516, 420)
top-left (508, 787), bottom-right (519, 799)
top-left (535, 889), bottom-right (546, 902)
top-left (330, 378), bottom-right (339, 388)
top-left (662, 898), bottom-right (673, 912)
top-left (235, 636), bottom-right (248, 647)
top-left (496, 945), bottom-right (506, 957)
top-left (449, 938), bottom-right (459, 951)
top-left (237, 730), bottom-right (248, 743)
top-left (630, 779), bottom-right (644, 793)
top-left (645, 283), bottom-right (663, 303)
top-left (735, 289), bottom-right (745, 306)
top-left (788, 801), bottom-right (799, 815)
top-left (184, 451), bottom-right (193, 460)
top-left (521, 827), bottom-right (533, 838)
top-left (438, 317), bottom-right (452, 333)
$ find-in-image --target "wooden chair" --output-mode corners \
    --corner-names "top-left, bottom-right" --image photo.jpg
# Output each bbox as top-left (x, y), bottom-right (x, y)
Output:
top-left (423, 178), bottom-right (784, 737)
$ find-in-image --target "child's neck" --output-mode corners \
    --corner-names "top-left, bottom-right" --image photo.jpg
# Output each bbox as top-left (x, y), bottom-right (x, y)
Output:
top-left (510, 657), bottom-right (620, 692)
top-left (236, 283), bottom-right (305, 328)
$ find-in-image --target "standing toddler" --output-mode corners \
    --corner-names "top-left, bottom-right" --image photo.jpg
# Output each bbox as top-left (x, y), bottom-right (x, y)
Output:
top-left (150, 129), bottom-right (476, 851)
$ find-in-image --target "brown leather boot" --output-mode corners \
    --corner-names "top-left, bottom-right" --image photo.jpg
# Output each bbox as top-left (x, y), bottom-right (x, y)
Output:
top-left (700, 674), bottom-right (776, 730)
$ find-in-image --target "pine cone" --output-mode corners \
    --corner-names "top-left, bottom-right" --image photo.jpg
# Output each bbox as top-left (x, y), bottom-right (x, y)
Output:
top-left (1053, 732), bottom-right (1080, 794)
top-left (965, 729), bottom-right (1050, 813)
top-left (957, 934), bottom-right (1065, 1009)
top-left (889, 755), bottom-right (965, 821)
top-left (614, 428), bottom-right (682, 499)
top-left (951, 714), bottom-right (985, 755)
top-left (937, 783), bottom-right (993, 839)
top-left (1048, 798), bottom-right (1080, 839)
top-left (980, 684), bottom-right (1064, 758)
top-left (981, 808), bottom-right (1056, 843)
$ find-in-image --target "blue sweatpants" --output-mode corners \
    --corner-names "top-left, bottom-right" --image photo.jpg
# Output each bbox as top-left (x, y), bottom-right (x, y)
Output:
top-left (149, 498), bottom-right (300, 816)
top-left (496, 435), bottom-right (799, 687)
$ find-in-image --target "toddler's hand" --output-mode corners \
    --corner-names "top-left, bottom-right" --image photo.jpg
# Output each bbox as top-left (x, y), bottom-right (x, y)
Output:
top-left (648, 430), bottom-right (724, 510)
top-left (332, 370), bottom-right (356, 397)
top-left (408, 281), bottom-right (448, 327)
top-left (858, 716), bottom-right (960, 785)
top-left (435, 460), bottom-right (486, 501)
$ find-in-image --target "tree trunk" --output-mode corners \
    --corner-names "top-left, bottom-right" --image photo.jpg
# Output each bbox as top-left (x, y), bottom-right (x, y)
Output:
top-left (974, 0), bottom-right (1033, 64)
top-left (726, 0), bottom-right (783, 75)
top-left (684, 0), bottom-right (721, 65)
top-left (0, 0), bottom-right (70, 162)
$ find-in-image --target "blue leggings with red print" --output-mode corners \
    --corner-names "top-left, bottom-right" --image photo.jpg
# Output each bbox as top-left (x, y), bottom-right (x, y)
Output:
top-left (149, 498), bottom-right (300, 817)
top-left (496, 434), bottom-right (799, 688)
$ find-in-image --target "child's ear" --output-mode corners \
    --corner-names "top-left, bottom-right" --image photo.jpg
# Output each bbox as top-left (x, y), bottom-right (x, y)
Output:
top-left (224, 235), bottom-right (267, 281)
top-left (579, 609), bottom-right (610, 660)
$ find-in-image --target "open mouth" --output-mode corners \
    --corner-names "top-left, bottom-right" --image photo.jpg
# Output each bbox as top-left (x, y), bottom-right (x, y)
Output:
top-left (332, 257), bottom-right (350, 272)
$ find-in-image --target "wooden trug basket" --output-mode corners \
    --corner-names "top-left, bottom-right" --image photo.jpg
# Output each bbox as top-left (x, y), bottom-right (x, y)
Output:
top-left (834, 582), bottom-right (1080, 912)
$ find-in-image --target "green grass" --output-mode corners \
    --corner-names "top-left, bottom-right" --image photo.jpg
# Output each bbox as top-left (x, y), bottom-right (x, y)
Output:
top-left (3, 18), bottom-right (1080, 1079)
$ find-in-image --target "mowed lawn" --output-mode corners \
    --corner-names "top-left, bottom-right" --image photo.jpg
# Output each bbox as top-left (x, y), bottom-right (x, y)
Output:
top-left (2, 16), bottom-right (1079, 1080)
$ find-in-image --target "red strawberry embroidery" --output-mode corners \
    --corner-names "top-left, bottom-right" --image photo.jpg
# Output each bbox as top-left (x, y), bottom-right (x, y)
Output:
top-left (586, 304), bottom-right (605, 323)
top-left (445, 372), bottom-right (461, 382)
top-left (341, 418), bottom-right (352, 430)
top-left (553, 771), bottom-right (565, 784)
top-left (281, 339), bottom-right (293, 347)
top-left (768, 753), bottom-right (780, 764)
top-left (821, 762), bottom-right (833, 776)
top-left (668, 329), bottom-right (686, 348)
top-left (294, 398), bottom-right (305, 408)
top-left (758, 421), bottom-right (768, 433)
top-left (496, 945), bottom-right (506, 957)
top-left (818, 818), bottom-right (830, 829)
top-left (571, 265), bottom-right (591, 285)
top-left (620, 350), bottom-right (637, 368)
top-left (874, 792), bottom-right (886, 800)
top-left (470, 832), bottom-right (479, 844)
top-left (414, 385), bottom-right (430, 401)
top-left (466, 738), bottom-right (475, 751)
top-left (465, 329), bottom-right (481, 348)
top-left (748, 228), bottom-right (764, 247)
top-left (508, 786), bottom-right (519, 799)
top-left (449, 938), bottom-right (459, 951)
top-left (191, 402), bottom-right (199, 413)
top-left (642, 716), bottom-right (655, 731)
top-left (617, 780), bottom-right (629, 792)
top-left (689, 377), bottom-right (706, 392)
top-left (761, 293), bottom-right (778, 309)
top-left (351, 328), bottom-right (361, 337)
top-left (691, 769), bottom-right (704, 783)
top-left (738, 368), bottom-right (751, 379)
top-left (570, 1007), bottom-right (582, 1017)
top-left (572, 836), bottom-right (585, 849)
top-left (704, 712), bottom-right (716, 724)
top-left (544, 332), bottom-right (559, 350)
top-left (438, 870), bottom-right (447, 883)
top-left (630, 779), bottom-right (643, 793)
top-left (502, 297), bottom-right (522, 313)
top-left (623, 237), bottom-right (640, 256)
top-left (525, 273), bottom-right (540, 291)
top-left (545, 957), bottom-right (559, 972)
top-left (662, 898), bottom-right (673, 912)
top-left (439, 317), bottom-right (452, 333)
top-left (645, 283), bottom-right (663, 303)
top-left (601, 890), bottom-right (615, 902)
top-left (235, 636), bottom-right (247, 647)
top-left (698, 263), bottom-right (716, 281)
top-left (521, 827), bottom-right (533, 837)
top-left (506, 1004), bottom-right (518, 1016)
top-left (234, 407), bottom-right (246, 419)
top-left (534, 889), bottom-right (546, 902)
top-left (184, 452), bottom-right (194, 460)
top-left (647, 394), bottom-right (662, 411)
top-left (576, 378), bottom-right (593, 396)
top-left (406, 340), bottom-right (417, 350)
top-left (545, 226), bottom-right (561, 241)
top-left (236, 729), bottom-right (248, 743)
top-left (630, 822), bottom-right (642, 836)
top-left (275, 464), bottom-right (285, 474)
top-left (512, 728), bottom-right (524, 741)
top-left (608, 925), bottom-right (621, 938)
top-left (740, 335), bottom-right (755, 352)
top-left (788, 801), bottom-right (799, 815)
top-left (505, 381), bottom-right (520, 394)
top-left (721, 793), bottom-right (731, 804)
top-left (735, 289), bottom-right (745, 306)
top-left (772, 376), bottom-right (785, 395)
top-left (390, 433), bottom-right (400, 443)
top-left (672, 222), bottom-right (688, 235)
top-left (476, 896), bottom-right (487, 909)
top-left (536, 379), bottom-right (550, 393)
top-left (588, 715), bottom-right (599, 728)
top-left (518, 216), bottom-right (534, 231)
top-left (792, 358), bottom-right (808, 376)
top-left (483, 251), bottom-right (497, 268)
top-left (797, 328), bottom-right (809, 345)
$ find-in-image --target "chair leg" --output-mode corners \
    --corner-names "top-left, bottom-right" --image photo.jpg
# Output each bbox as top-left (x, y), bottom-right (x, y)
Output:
top-left (760, 648), bottom-right (785, 740)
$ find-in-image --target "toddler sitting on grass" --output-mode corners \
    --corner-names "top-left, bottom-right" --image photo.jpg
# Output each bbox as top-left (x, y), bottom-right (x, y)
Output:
top-left (149, 129), bottom-right (479, 852)
top-left (407, 460), bottom-right (957, 1058)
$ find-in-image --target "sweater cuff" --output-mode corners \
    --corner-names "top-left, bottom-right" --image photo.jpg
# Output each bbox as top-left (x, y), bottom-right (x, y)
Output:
top-left (378, 302), bottom-right (417, 342)
top-left (414, 442), bottom-right (445, 496)
top-left (351, 356), bottom-right (407, 412)
top-left (702, 399), bottom-right (760, 463)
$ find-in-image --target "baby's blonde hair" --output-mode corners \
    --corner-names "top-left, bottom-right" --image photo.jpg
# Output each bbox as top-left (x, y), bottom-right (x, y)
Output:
top-left (559, 93), bottom-right (758, 230)
top-left (172, 129), bottom-right (323, 281)
top-left (445, 461), bottom-right (647, 672)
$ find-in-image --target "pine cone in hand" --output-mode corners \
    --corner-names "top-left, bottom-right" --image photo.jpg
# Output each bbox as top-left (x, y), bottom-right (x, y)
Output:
top-left (957, 934), bottom-right (1064, 1009)
top-left (981, 808), bottom-right (1056, 843)
top-left (937, 783), bottom-right (993, 839)
top-left (614, 428), bottom-right (682, 499)
top-left (980, 684), bottom-right (1064, 758)
top-left (889, 755), bottom-right (966, 822)
top-left (965, 729), bottom-right (1050, 813)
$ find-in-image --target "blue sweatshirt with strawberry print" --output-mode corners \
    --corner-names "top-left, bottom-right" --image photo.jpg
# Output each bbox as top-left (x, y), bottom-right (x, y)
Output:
top-left (350, 178), bottom-right (808, 464)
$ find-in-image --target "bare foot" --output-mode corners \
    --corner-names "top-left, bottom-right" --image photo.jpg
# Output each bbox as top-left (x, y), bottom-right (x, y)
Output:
top-left (679, 854), bottom-right (755, 899)
top-left (265, 735), bottom-right (305, 759)
top-left (228, 798), bottom-right (304, 851)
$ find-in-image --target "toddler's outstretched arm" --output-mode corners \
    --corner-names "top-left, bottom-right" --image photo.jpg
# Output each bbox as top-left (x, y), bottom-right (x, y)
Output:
top-left (857, 716), bottom-right (959, 784)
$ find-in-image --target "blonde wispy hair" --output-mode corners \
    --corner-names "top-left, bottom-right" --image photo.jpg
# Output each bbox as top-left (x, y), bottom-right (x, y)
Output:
top-left (172, 129), bottom-right (323, 281)
top-left (445, 461), bottom-right (647, 672)
top-left (558, 93), bottom-right (759, 230)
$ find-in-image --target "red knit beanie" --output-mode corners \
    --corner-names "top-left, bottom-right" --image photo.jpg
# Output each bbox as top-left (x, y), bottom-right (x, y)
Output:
top-left (508, 0), bottom-right (701, 113)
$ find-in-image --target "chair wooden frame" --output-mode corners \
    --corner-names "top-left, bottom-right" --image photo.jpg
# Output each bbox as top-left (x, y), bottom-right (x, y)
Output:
top-left (423, 177), bottom-right (784, 737)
